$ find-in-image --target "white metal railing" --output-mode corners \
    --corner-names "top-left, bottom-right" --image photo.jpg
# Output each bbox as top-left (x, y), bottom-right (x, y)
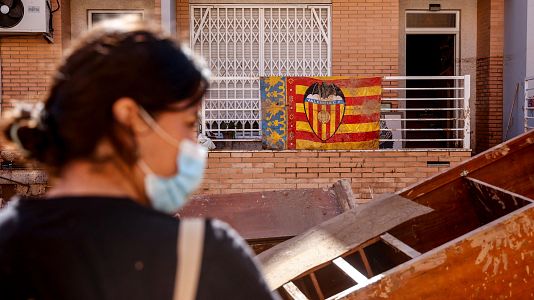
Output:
top-left (525, 76), bottom-right (534, 132)
top-left (202, 77), bottom-right (262, 141)
top-left (381, 75), bottom-right (471, 149)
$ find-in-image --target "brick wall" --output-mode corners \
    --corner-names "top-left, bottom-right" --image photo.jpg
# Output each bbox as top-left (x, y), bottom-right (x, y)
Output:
top-left (179, 0), bottom-right (400, 76)
top-left (176, 0), bottom-right (189, 40)
top-left (476, 0), bottom-right (504, 153)
top-left (332, 0), bottom-right (399, 77)
top-left (0, 10), bottom-right (63, 109)
top-left (200, 150), bottom-right (471, 200)
top-left (0, 1), bottom-right (474, 201)
top-left (154, 0), bottom-right (161, 21)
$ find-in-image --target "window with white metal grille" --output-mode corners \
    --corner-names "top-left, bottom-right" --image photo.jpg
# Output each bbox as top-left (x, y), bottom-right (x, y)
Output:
top-left (191, 5), bottom-right (331, 141)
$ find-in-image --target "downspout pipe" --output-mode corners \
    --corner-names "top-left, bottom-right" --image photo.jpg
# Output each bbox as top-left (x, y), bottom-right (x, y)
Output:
top-left (161, 0), bottom-right (176, 37)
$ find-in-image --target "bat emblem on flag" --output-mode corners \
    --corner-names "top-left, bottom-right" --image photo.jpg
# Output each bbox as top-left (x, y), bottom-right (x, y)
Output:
top-left (303, 82), bottom-right (346, 141)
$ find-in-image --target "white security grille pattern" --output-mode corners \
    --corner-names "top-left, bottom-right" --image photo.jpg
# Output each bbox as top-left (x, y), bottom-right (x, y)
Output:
top-left (191, 5), bottom-right (331, 140)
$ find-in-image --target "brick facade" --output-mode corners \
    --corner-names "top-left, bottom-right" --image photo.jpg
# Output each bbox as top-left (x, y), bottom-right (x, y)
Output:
top-left (200, 150), bottom-right (470, 200)
top-left (174, 0), bottom-right (399, 77)
top-left (332, 0), bottom-right (399, 77)
top-left (176, 0), bottom-right (189, 40)
top-left (3, 0), bottom-right (510, 199)
top-left (476, 0), bottom-right (504, 153)
top-left (154, 0), bottom-right (161, 21)
top-left (0, 9), bottom-right (63, 110)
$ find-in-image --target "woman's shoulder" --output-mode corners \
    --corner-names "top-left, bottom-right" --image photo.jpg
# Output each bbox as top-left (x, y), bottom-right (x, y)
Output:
top-left (202, 218), bottom-right (256, 259)
top-left (204, 219), bottom-right (247, 245)
top-left (0, 195), bottom-right (180, 239)
top-left (198, 218), bottom-right (279, 300)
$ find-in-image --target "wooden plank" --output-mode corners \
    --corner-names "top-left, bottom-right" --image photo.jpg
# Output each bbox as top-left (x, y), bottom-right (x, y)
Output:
top-left (292, 237), bottom-right (381, 282)
top-left (399, 130), bottom-right (534, 201)
top-left (387, 132), bottom-right (534, 254)
top-left (282, 282), bottom-right (309, 300)
top-left (358, 249), bottom-right (374, 277)
top-left (332, 204), bottom-right (534, 300)
top-left (389, 178), bottom-right (482, 253)
top-left (468, 145), bottom-right (534, 199)
top-left (310, 272), bottom-right (325, 300)
top-left (332, 179), bottom-right (358, 211)
top-left (465, 177), bottom-right (533, 224)
top-left (0, 169), bottom-right (48, 185)
top-left (380, 233), bottom-right (421, 259)
top-left (249, 237), bottom-right (289, 255)
top-left (178, 181), bottom-right (348, 240)
top-left (332, 258), bottom-right (368, 284)
top-left (257, 194), bottom-right (433, 290)
top-left (466, 177), bottom-right (534, 203)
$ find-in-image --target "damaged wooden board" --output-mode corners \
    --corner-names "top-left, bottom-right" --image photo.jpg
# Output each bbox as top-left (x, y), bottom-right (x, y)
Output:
top-left (178, 180), bottom-right (356, 241)
top-left (257, 194), bottom-right (433, 290)
top-left (334, 203), bottom-right (534, 300)
top-left (400, 130), bottom-right (534, 202)
top-left (256, 131), bottom-right (534, 297)
top-left (390, 130), bottom-right (534, 253)
top-left (465, 177), bottom-right (533, 224)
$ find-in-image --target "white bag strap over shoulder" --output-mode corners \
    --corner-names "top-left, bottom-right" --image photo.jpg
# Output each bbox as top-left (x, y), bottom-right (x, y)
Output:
top-left (173, 218), bottom-right (205, 300)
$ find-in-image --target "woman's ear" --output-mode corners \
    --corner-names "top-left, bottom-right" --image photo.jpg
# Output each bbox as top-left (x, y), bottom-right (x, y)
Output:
top-left (112, 98), bottom-right (147, 133)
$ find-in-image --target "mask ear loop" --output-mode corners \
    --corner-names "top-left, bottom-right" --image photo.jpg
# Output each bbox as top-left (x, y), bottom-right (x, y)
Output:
top-left (138, 107), bottom-right (181, 148)
top-left (137, 159), bottom-right (154, 176)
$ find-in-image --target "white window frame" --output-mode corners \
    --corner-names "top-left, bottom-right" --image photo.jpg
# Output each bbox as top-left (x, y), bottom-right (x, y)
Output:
top-left (405, 10), bottom-right (460, 33)
top-left (87, 10), bottom-right (144, 29)
top-left (191, 4), bottom-right (332, 141)
top-left (405, 10), bottom-right (460, 75)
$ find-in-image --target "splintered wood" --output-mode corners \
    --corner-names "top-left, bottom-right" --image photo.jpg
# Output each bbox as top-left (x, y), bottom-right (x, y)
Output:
top-left (257, 194), bottom-right (432, 290)
top-left (325, 128), bottom-right (534, 299)
top-left (336, 204), bottom-right (534, 299)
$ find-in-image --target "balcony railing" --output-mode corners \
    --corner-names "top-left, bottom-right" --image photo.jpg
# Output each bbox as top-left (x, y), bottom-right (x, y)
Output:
top-left (201, 75), bottom-right (472, 149)
top-left (381, 75), bottom-right (470, 149)
top-left (525, 76), bottom-right (534, 132)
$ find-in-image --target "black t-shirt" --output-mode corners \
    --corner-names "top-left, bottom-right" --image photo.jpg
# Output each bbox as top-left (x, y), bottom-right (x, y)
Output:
top-left (0, 196), bottom-right (279, 300)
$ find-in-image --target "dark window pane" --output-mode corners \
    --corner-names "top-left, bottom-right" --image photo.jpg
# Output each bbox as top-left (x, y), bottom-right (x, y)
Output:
top-left (91, 12), bottom-right (143, 26)
top-left (406, 13), bottom-right (456, 28)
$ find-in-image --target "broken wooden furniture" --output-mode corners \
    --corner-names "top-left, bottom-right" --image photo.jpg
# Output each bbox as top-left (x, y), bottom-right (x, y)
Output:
top-left (178, 179), bottom-right (358, 254)
top-left (258, 194), bottom-right (432, 292)
top-left (259, 130), bottom-right (534, 299)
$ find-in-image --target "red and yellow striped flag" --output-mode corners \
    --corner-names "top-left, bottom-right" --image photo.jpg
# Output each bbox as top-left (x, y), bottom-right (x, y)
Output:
top-left (287, 77), bottom-right (382, 150)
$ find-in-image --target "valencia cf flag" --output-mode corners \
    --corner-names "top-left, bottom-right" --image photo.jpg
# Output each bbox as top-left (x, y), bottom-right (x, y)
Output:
top-left (285, 77), bottom-right (382, 150)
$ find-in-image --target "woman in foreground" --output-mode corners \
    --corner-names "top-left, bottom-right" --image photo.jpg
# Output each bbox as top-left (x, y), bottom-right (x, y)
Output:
top-left (0, 18), bottom-right (278, 300)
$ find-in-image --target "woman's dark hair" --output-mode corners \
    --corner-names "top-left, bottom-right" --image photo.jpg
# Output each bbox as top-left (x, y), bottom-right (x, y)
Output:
top-left (2, 18), bottom-right (209, 173)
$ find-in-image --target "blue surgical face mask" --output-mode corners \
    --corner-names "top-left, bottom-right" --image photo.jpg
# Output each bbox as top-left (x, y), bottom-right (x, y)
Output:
top-left (137, 108), bottom-right (207, 214)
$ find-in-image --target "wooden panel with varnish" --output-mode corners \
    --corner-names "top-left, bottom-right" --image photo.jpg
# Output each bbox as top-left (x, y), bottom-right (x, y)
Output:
top-left (263, 130), bottom-right (534, 299)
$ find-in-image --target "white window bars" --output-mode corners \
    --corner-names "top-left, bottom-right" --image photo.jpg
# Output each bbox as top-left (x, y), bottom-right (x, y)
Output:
top-left (191, 5), bottom-right (332, 141)
top-left (525, 76), bottom-right (534, 132)
top-left (381, 76), bottom-right (470, 149)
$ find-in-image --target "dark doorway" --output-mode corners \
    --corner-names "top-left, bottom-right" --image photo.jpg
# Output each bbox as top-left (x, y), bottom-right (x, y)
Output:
top-left (406, 34), bottom-right (456, 148)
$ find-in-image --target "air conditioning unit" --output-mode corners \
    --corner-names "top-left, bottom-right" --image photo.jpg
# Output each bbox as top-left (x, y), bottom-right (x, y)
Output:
top-left (0, 0), bottom-right (51, 35)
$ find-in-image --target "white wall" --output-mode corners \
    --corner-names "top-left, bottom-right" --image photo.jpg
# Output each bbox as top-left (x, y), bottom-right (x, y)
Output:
top-left (70, 0), bottom-right (154, 38)
top-left (503, 0), bottom-right (529, 139)
top-left (527, 1), bottom-right (534, 77)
